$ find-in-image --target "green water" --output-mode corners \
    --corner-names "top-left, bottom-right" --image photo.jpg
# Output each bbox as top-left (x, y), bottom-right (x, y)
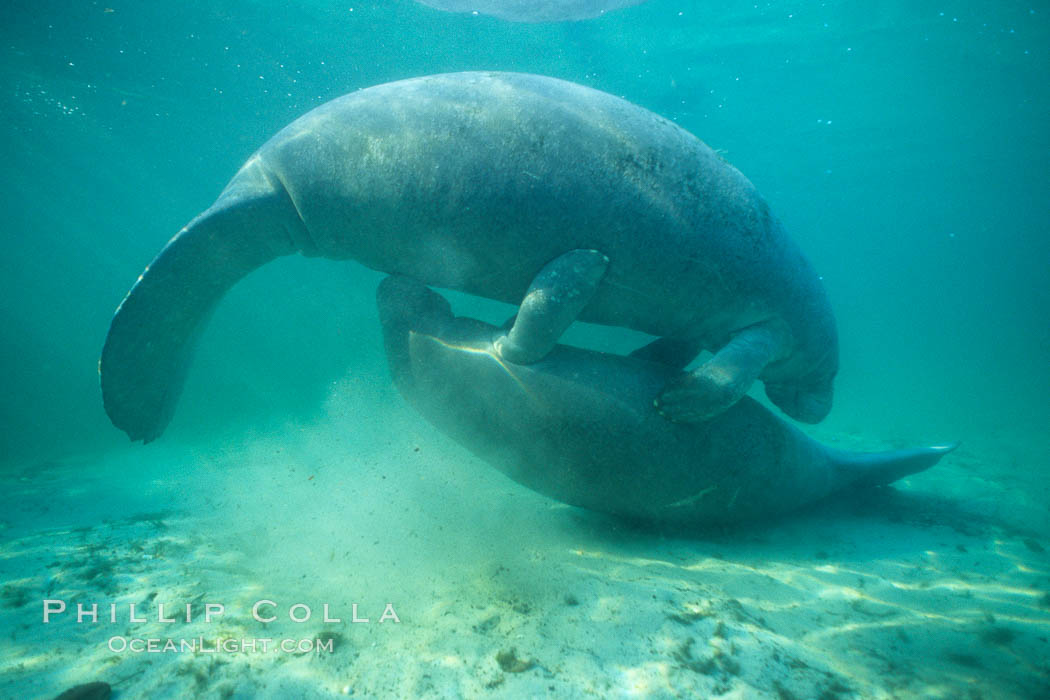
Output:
top-left (3, 1), bottom-right (1047, 459)
top-left (1, 1), bottom-right (1048, 698)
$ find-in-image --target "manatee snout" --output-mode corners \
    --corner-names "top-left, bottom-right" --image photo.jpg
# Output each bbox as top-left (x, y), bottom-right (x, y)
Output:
top-left (765, 378), bottom-right (834, 424)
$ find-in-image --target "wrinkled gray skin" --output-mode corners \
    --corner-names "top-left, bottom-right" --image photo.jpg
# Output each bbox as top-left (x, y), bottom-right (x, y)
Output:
top-left (377, 276), bottom-right (954, 526)
top-left (416, 0), bottom-right (649, 23)
top-left (101, 71), bottom-right (838, 443)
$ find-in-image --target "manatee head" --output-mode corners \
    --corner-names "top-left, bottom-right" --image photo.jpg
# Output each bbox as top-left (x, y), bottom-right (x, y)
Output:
top-left (765, 347), bottom-right (837, 424)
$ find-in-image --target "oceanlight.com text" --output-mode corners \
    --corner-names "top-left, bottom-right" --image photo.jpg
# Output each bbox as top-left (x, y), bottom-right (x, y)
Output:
top-left (107, 636), bottom-right (335, 654)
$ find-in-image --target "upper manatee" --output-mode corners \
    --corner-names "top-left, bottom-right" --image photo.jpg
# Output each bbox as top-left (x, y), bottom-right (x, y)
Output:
top-left (100, 71), bottom-right (838, 442)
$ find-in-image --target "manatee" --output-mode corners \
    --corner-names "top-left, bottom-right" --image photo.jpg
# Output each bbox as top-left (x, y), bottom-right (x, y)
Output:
top-left (415, 0), bottom-right (649, 23)
top-left (376, 275), bottom-right (954, 526)
top-left (100, 71), bottom-right (838, 443)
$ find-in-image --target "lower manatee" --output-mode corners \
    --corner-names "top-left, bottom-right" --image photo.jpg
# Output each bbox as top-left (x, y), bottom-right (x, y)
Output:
top-left (377, 276), bottom-right (953, 526)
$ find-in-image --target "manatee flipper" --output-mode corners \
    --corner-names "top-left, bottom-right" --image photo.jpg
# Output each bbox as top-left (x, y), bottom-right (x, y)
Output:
top-left (654, 320), bottom-right (789, 423)
top-left (99, 159), bottom-right (304, 443)
top-left (628, 336), bottom-right (703, 371)
top-left (494, 249), bottom-right (609, 364)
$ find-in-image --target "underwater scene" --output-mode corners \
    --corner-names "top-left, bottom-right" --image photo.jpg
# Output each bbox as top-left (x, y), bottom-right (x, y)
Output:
top-left (1, 1), bottom-right (1048, 698)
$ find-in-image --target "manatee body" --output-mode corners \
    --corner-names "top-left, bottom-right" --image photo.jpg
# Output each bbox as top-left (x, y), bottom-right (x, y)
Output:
top-left (101, 71), bottom-right (838, 443)
top-left (377, 276), bottom-right (953, 526)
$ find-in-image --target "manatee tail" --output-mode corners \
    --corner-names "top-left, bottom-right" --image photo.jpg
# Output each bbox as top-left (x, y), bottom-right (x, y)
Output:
top-left (835, 442), bottom-right (959, 488)
top-left (99, 159), bottom-right (303, 442)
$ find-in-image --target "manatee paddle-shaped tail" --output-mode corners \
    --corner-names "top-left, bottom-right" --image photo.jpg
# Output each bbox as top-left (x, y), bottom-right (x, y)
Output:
top-left (376, 275), bottom-right (956, 526)
top-left (99, 159), bottom-right (303, 442)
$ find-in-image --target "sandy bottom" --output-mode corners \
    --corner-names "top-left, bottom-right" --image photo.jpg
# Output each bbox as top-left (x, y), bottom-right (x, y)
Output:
top-left (1, 378), bottom-right (1048, 699)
